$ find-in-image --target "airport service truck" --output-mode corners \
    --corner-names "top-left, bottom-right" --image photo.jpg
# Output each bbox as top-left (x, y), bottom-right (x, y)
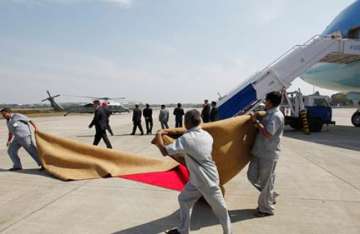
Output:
top-left (352, 107), bottom-right (360, 127)
top-left (282, 90), bottom-right (334, 132)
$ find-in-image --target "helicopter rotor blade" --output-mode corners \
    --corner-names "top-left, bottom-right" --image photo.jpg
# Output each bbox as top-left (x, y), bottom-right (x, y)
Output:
top-left (109, 97), bottom-right (126, 100)
top-left (62, 95), bottom-right (126, 100)
top-left (62, 95), bottom-right (99, 99)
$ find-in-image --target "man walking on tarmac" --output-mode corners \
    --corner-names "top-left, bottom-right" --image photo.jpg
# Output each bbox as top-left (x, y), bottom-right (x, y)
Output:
top-left (153, 109), bottom-right (232, 234)
top-left (101, 101), bottom-right (114, 136)
top-left (89, 100), bottom-right (113, 148)
top-left (248, 91), bottom-right (284, 217)
top-left (1, 108), bottom-right (43, 171)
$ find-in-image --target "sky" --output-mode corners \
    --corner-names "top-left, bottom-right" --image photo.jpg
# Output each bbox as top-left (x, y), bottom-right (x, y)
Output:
top-left (0, 0), bottom-right (356, 104)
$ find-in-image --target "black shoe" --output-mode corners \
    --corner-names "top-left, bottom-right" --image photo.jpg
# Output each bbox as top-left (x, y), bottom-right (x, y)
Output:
top-left (130, 133), bottom-right (135, 135)
top-left (9, 167), bottom-right (22, 171)
top-left (165, 229), bottom-right (180, 234)
top-left (254, 209), bottom-right (274, 217)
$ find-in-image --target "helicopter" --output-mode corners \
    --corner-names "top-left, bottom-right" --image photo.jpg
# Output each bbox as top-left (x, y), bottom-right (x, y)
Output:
top-left (42, 90), bottom-right (130, 116)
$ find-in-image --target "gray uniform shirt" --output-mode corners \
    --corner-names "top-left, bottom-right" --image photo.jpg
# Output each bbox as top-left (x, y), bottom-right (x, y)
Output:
top-left (6, 113), bottom-right (32, 139)
top-left (159, 109), bottom-right (169, 122)
top-left (165, 127), bottom-right (220, 188)
top-left (251, 107), bottom-right (284, 160)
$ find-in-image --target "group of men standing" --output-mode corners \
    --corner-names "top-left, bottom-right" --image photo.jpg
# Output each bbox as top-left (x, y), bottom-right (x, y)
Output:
top-left (89, 100), bottom-right (220, 146)
top-left (131, 100), bottom-right (219, 136)
top-left (131, 103), bottom-right (186, 135)
top-left (201, 99), bottom-right (219, 123)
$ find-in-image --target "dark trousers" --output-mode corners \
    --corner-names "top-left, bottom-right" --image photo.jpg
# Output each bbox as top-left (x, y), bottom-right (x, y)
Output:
top-left (132, 121), bottom-right (144, 135)
top-left (107, 125), bottom-right (114, 136)
top-left (202, 117), bottom-right (210, 123)
top-left (93, 130), bottom-right (112, 148)
top-left (145, 118), bottom-right (153, 134)
top-left (175, 119), bottom-right (183, 128)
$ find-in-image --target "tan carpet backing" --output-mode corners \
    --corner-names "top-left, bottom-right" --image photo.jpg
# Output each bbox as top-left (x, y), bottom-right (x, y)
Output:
top-left (36, 114), bottom-right (256, 184)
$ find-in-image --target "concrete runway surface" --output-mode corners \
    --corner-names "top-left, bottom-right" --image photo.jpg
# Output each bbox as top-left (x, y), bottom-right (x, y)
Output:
top-left (0, 108), bottom-right (359, 234)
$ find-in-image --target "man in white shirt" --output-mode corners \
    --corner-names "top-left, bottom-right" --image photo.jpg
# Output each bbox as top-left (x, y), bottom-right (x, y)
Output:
top-left (1, 108), bottom-right (42, 171)
top-left (153, 109), bottom-right (232, 234)
top-left (248, 91), bottom-right (284, 217)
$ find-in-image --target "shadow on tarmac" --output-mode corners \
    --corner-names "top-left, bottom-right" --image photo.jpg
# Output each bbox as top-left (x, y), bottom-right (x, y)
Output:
top-left (75, 135), bottom-right (94, 138)
top-left (284, 125), bottom-right (360, 152)
top-left (113, 200), bottom-right (257, 234)
top-left (14, 168), bottom-right (53, 178)
top-left (76, 134), bottom-right (151, 137)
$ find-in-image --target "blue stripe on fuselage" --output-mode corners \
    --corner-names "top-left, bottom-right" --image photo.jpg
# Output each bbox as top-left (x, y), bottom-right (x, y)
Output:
top-left (218, 84), bottom-right (257, 120)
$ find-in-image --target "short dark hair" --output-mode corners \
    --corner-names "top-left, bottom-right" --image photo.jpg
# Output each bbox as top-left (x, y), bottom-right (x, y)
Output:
top-left (266, 91), bottom-right (282, 107)
top-left (177, 103), bottom-right (182, 107)
top-left (0, 107), bottom-right (11, 113)
top-left (211, 101), bottom-right (217, 106)
top-left (146, 104), bottom-right (150, 108)
top-left (204, 99), bottom-right (208, 103)
top-left (135, 104), bottom-right (139, 108)
top-left (161, 105), bottom-right (165, 108)
top-left (185, 109), bottom-right (201, 127)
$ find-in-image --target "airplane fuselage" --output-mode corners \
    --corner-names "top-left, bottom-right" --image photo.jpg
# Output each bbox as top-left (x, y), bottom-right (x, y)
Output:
top-left (302, 0), bottom-right (360, 94)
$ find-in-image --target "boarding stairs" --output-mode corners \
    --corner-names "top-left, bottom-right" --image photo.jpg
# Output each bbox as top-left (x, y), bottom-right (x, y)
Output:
top-left (217, 34), bottom-right (360, 119)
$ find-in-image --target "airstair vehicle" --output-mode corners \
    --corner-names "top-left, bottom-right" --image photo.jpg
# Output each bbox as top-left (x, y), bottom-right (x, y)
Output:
top-left (217, 34), bottom-right (360, 120)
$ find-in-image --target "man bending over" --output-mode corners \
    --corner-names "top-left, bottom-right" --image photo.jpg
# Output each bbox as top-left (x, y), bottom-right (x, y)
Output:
top-left (1, 108), bottom-right (42, 171)
top-left (153, 109), bottom-right (232, 234)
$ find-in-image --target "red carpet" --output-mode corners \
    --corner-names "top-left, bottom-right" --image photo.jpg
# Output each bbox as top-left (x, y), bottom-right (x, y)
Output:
top-left (120, 164), bottom-right (189, 191)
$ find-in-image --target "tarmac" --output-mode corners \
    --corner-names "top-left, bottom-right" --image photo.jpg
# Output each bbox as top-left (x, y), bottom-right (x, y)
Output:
top-left (0, 108), bottom-right (359, 234)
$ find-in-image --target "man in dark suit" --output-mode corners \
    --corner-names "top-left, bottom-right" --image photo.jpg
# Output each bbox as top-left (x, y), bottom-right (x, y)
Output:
top-left (210, 101), bottom-right (219, 122)
top-left (173, 103), bottom-right (185, 127)
top-left (102, 102), bottom-right (114, 136)
top-left (131, 104), bottom-right (144, 135)
top-left (89, 100), bottom-right (113, 148)
top-left (143, 104), bottom-right (153, 134)
top-left (201, 99), bottom-right (211, 123)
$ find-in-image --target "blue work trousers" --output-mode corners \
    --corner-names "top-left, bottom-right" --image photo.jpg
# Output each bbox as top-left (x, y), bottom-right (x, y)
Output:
top-left (8, 136), bottom-right (41, 169)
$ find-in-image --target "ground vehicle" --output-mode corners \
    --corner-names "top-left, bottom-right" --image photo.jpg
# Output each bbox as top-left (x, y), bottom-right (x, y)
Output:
top-left (282, 90), bottom-right (334, 132)
top-left (352, 108), bottom-right (360, 127)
